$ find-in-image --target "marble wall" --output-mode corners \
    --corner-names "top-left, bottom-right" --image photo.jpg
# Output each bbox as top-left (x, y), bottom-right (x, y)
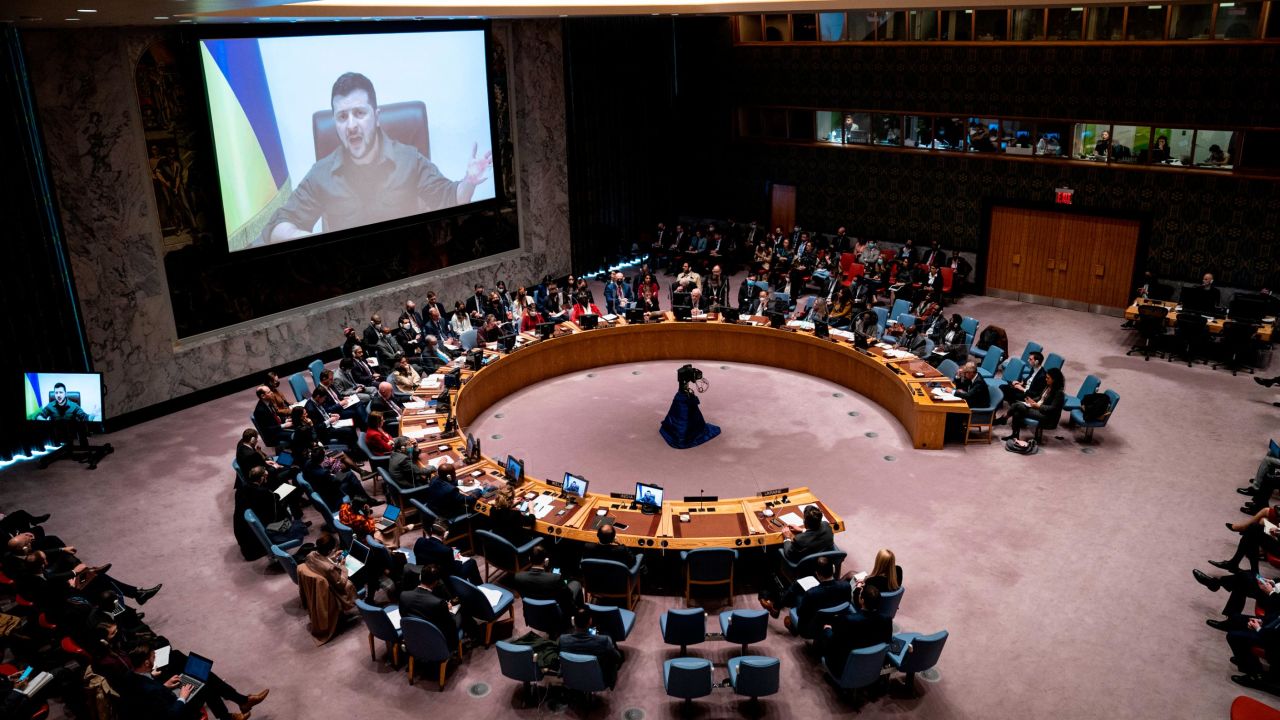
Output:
top-left (22, 20), bottom-right (569, 418)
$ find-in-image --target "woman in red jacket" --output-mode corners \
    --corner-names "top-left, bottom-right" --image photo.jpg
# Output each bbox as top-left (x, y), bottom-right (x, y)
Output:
top-left (363, 411), bottom-right (394, 456)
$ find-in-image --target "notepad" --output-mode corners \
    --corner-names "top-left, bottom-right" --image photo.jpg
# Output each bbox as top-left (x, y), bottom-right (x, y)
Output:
top-left (17, 672), bottom-right (52, 697)
top-left (428, 456), bottom-right (453, 468)
top-left (274, 484), bottom-right (297, 501)
top-left (930, 388), bottom-right (963, 402)
top-left (333, 418), bottom-right (354, 428)
top-left (778, 511), bottom-right (804, 528)
top-left (154, 645), bottom-right (172, 668)
top-left (340, 396), bottom-right (360, 408)
top-left (405, 400), bottom-right (427, 410)
top-left (796, 575), bottom-right (819, 591)
top-left (386, 607), bottom-right (401, 631)
top-left (479, 585), bottom-right (504, 610)
top-left (853, 571), bottom-right (868, 583)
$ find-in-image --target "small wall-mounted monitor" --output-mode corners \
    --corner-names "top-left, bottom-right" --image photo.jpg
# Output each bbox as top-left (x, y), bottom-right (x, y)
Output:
top-left (635, 482), bottom-right (664, 510)
top-left (24, 372), bottom-right (104, 422)
top-left (562, 472), bottom-right (588, 498)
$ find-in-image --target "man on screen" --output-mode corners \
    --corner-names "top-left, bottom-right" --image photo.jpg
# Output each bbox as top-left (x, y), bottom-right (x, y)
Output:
top-left (262, 72), bottom-right (492, 244)
top-left (35, 383), bottom-right (89, 422)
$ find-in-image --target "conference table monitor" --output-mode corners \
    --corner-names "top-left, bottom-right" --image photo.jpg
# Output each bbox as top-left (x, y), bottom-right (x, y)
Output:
top-left (504, 454), bottom-right (525, 484)
top-left (635, 482), bottom-right (665, 515)
top-left (562, 473), bottom-right (588, 500)
top-left (24, 372), bottom-right (103, 423)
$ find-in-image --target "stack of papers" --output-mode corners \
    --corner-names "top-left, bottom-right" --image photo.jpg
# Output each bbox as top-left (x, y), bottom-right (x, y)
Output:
top-left (333, 418), bottom-right (354, 428)
top-left (796, 576), bottom-right (820, 591)
top-left (603, 314), bottom-right (618, 322)
top-left (830, 329), bottom-right (856, 341)
top-left (786, 320), bottom-right (814, 330)
top-left (427, 455), bottom-right (453, 468)
top-left (882, 349), bottom-right (915, 360)
top-left (405, 400), bottom-right (427, 410)
top-left (930, 388), bottom-right (963, 402)
top-left (778, 511), bottom-right (805, 528)
top-left (17, 672), bottom-right (52, 697)
top-left (420, 375), bottom-right (444, 389)
top-left (273, 484), bottom-right (297, 500)
top-left (404, 426), bottom-right (440, 440)
top-left (340, 396), bottom-right (360, 409)
top-left (386, 607), bottom-right (402, 630)
top-left (479, 585), bottom-right (505, 610)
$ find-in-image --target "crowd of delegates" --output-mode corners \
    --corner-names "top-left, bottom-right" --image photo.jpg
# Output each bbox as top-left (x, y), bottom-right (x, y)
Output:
top-left (0, 508), bottom-right (270, 718)
top-left (1192, 442), bottom-right (1280, 694)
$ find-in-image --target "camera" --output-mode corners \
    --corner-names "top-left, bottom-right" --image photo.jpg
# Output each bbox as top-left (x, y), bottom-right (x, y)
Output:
top-left (677, 364), bottom-right (703, 385)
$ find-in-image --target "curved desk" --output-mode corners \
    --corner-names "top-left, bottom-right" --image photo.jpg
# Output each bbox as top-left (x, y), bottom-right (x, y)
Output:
top-left (455, 321), bottom-right (968, 450)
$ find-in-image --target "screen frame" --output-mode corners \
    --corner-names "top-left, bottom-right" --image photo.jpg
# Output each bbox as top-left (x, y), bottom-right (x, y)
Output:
top-left (193, 20), bottom-right (505, 262)
top-left (23, 371), bottom-right (106, 423)
top-left (562, 472), bottom-right (588, 497)
top-left (634, 482), bottom-right (664, 508)
top-left (504, 454), bottom-right (524, 483)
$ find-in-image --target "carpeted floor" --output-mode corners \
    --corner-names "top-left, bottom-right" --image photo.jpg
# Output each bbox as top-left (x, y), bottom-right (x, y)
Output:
top-left (5, 287), bottom-right (1278, 719)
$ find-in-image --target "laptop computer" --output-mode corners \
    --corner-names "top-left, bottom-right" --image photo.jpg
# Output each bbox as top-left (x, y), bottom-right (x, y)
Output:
top-left (344, 540), bottom-right (371, 576)
top-left (375, 505), bottom-right (401, 532)
top-left (175, 652), bottom-right (213, 697)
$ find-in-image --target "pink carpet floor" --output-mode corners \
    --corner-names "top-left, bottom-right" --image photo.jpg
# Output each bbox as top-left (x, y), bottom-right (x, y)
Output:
top-left (4, 288), bottom-right (1278, 719)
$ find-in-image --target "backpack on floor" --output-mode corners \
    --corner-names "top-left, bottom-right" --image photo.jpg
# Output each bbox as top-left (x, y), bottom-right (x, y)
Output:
top-left (1005, 437), bottom-right (1038, 455)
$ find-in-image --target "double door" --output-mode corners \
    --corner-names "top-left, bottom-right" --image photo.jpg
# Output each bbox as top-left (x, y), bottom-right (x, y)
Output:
top-left (986, 206), bottom-right (1140, 312)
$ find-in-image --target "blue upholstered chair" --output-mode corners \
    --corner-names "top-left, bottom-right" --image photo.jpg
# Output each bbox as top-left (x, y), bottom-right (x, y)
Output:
top-left (521, 597), bottom-right (565, 637)
top-left (581, 556), bottom-right (643, 610)
top-left (560, 652), bottom-right (608, 702)
top-left (243, 509), bottom-right (301, 564)
top-left (402, 617), bottom-right (462, 689)
top-left (780, 548), bottom-right (847, 582)
top-left (822, 642), bottom-right (890, 700)
top-left (965, 380), bottom-right (1004, 445)
top-left (937, 359), bottom-right (960, 380)
top-left (1043, 352), bottom-right (1065, 372)
top-left (308, 359), bottom-right (325, 388)
top-left (975, 346), bottom-right (1004, 379)
top-left (680, 547), bottom-right (737, 605)
top-left (890, 298), bottom-right (910, 323)
top-left (308, 492), bottom-right (352, 547)
top-left (355, 598), bottom-right (402, 664)
top-left (872, 307), bottom-right (889, 337)
top-left (663, 657), bottom-right (714, 706)
top-left (727, 655), bottom-right (780, 702)
top-left (877, 586), bottom-right (905, 620)
top-left (1000, 357), bottom-right (1025, 384)
top-left (660, 608), bottom-right (707, 655)
top-left (888, 629), bottom-right (949, 695)
top-left (1069, 388), bottom-right (1119, 443)
top-left (409, 498), bottom-right (476, 554)
top-left (495, 640), bottom-right (543, 701)
top-left (587, 603), bottom-right (636, 643)
top-left (459, 329), bottom-right (479, 351)
top-left (446, 575), bottom-right (515, 646)
top-left (1063, 373), bottom-right (1101, 412)
top-left (788, 602), bottom-right (850, 640)
top-left (960, 316), bottom-right (979, 342)
top-left (475, 529), bottom-right (542, 582)
top-left (377, 466), bottom-right (430, 510)
top-left (287, 372), bottom-right (311, 405)
top-left (719, 609), bottom-right (769, 655)
top-left (356, 432), bottom-right (390, 474)
top-left (1019, 341), bottom-right (1043, 375)
top-left (270, 545), bottom-right (299, 584)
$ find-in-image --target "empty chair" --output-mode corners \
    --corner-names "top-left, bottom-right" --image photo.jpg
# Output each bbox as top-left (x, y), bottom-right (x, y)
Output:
top-left (1168, 314), bottom-right (1211, 366)
top-left (287, 372), bottom-right (311, 405)
top-left (496, 640), bottom-right (543, 702)
top-left (270, 545), bottom-right (299, 585)
top-left (975, 346), bottom-right (1004, 379)
top-left (1000, 357), bottom-right (1025, 384)
top-left (1069, 388), bottom-right (1119, 444)
top-left (890, 298), bottom-right (910, 322)
top-left (965, 380), bottom-right (1004, 445)
top-left (355, 598), bottom-right (402, 665)
top-left (560, 651), bottom-right (608, 703)
top-left (822, 642), bottom-right (890, 701)
top-left (681, 547), bottom-right (737, 605)
top-left (719, 609), bottom-right (769, 655)
top-left (660, 608), bottom-right (707, 655)
top-left (1214, 320), bottom-right (1260, 375)
top-left (872, 307), bottom-right (888, 336)
top-left (877, 586), bottom-right (905, 620)
top-left (243, 509), bottom-right (302, 563)
top-left (402, 616), bottom-right (462, 689)
top-left (960, 316), bottom-right (979, 343)
top-left (587, 603), bottom-right (636, 644)
top-left (888, 630), bottom-right (949, 695)
top-left (581, 556), bottom-right (643, 610)
top-left (521, 597), bottom-right (565, 637)
top-left (937, 358), bottom-right (960, 380)
top-left (1063, 374), bottom-right (1101, 412)
top-left (475, 529), bottom-right (542, 582)
top-left (446, 575), bottom-right (515, 646)
top-left (727, 655), bottom-right (780, 703)
top-left (308, 358), bottom-right (325, 387)
top-left (459, 328), bottom-right (479, 351)
top-left (1126, 305), bottom-right (1167, 360)
top-left (1042, 352), bottom-right (1065, 372)
top-left (781, 549), bottom-right (847, 583)
top-left (1231, 695), bottom-right (1280, 720)
top-left (378, 466), bottom-right (430, 510)
top-left (663, 657), bottom-right (714, 706)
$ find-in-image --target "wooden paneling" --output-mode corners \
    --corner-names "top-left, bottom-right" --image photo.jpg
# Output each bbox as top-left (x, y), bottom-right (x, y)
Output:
top-left (987, 206), bottom-right (1139, 309)
top-left (770, 183), bottom-right (796, 232)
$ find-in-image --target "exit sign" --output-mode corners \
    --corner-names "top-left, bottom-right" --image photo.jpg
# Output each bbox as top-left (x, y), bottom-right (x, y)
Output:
top-left (1055, 187), bottom-right (1075, 205)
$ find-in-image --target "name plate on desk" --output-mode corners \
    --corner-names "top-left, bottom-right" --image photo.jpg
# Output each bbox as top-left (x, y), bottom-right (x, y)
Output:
top-left (610, 492), bottom-right (636, 500)
top-left (760, 487), bottom-right (789, 497)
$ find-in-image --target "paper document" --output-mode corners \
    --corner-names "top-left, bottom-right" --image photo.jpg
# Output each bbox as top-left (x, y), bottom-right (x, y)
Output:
top-left (830, 329), bottom-right (855, 341)
top-left (458, 481), bottom-right (484, 495)
top-left (290, 401), bottom-right (306, 409)
top-left (1265, 518), bottom-right (1279, 535)
top-left (404, 427), bottom-right (440, 440)
top-left (603, 314), bottom-right (618, 322)
top-left (930, 388), bottom-right (962, 402)
top-left (154, 645), bottom-right (172, 668)
top-left (386, 607), bottom-right (401, 631)
top-left (479, 585), bottom-right (505, 610)
top-left (366, 357), bottom-right (378, 367)
top-left (405, 400), bottom-right (427, 409)
top-left (876, 343), bottom-right (893, 349)
top-left (333, 418), bottom-right (354, 428)
top-left (428, 456), bottom-right (454, 468)
top-left (17, 672), bottom-right (52, 697)
top-left (340, 396), bottom-right (360, 408)
top-left (778, 511), bottom-right (804, 528)
top-left (853, 571), bottom-right (868, 583)
top-left (273, 484), bottom-right (297, 500)
top-left (421, 375), bottom-right (444, 389)
top-left (796, 576), bottom-right (820, 591)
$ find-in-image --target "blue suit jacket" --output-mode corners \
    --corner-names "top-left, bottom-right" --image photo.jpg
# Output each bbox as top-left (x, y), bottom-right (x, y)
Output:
top-left (603, 282), bottom-right (634, 314)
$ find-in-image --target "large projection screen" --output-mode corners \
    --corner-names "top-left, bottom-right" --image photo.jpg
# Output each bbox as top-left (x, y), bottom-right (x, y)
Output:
top-left (198, 29), bottom-right (496, 252)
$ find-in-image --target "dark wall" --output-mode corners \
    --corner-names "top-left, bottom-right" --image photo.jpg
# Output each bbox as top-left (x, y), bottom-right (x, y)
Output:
top-left (0, 25), bottom-right (91, 460)
top-left (657, 21), bottom-right (1280, 288)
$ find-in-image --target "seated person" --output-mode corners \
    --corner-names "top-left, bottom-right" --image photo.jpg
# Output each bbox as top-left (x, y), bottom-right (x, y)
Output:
top-left (782, 505), bottom-right (834, 565)
top-left (582, 524), bottom-right (637, 568)
top-left (251, 386), bottom-right (292, 446)
top-left (1214, 504), bottom-right (1280, 576)
top-left (558, 610), bottom-right (624, 689)
top-left (570, 295), bottom-right (604, 325)
top-left (398, 565), bottom-right (463, 641)
top-left (234, 429), bottom-right (290, 484)
top-left (779, 556), bottom-right (851, 635)
top-left (688, 287), bottom-right (710, 316)
top-left (303, 389), bottom-right (359, 449)
top-left (119, 642), bottom-right (267, 720)
top-left (388, 437), bottom-right (431, 489)
top-left (513, 546), bottom-right (583, 625)
top-left (333, 358), bottom-right (373, 404)
top-left (425, 463), bottom-right (476, 520)
top-left (821, 585), bottom-right (893, 676)
top-left (363, 411), bottom-right (395, 458)
top-left (953, 362), bottom-right (990, 408)
top-left (302, 446), bottom-right (371, 509)
top-left (413, 521), bottom-right (482, 589)
top-left (1219, 609), bottom-right (1280, 690)
top-left (1002, 368), bottom-right (1065, 442)
top-left (476, 314), bottom-right (505, 344)
top-left (893, 319), bottom-right (929, 355)
top-left (828, 288), bottom-right (855, 329)
top-left (748, 289), bottom-right (773, 318)
top-left (302, 532), bottom-right (358, 613)
top-left (291, 405), bottom-right (361, 473)
top-left (848, 548), bottom-right (903, 594)
top-left (389, 355), bottom-right (422, 395)
top-left (369, 383), bottom-right (406, 433)
top-left (34, 382), bottom-right (88, 422)
top-left (636, 284), bottom-right (661, 314)
top-left (996, 351), bottom-right (1045, 420)
top-left (241, 466), bottom-right (307, 547)
top-left (486, 485), bottom-right (536, 547)
top-left (1194, 567), bottom-right (1280, 626)
top-left (929, 313), bottom-right (969, 366)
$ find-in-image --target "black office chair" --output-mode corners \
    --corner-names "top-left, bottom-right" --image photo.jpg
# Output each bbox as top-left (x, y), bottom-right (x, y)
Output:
top-left (1212, 320), bottom-right (1258, 376)
top-left (1167, 314), bottom-right (1210, 367)
top-left (312, 101), bottom-right (430, 162)
top-left (1126, 304), bottom-right (1168, 361)
top-left (47, 391), bottom-right (82, 406)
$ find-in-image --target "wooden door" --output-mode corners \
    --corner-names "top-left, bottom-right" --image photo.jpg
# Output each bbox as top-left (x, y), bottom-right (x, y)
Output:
top-left (986, 206), bottom-right (1029, 293)
top-left (770, 183), bottom-right (796, 234)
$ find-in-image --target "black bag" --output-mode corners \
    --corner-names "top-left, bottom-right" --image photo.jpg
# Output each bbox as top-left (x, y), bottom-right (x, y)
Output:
top-left (266, 518), bottom-right (293, 534)
top-left (977, 327), bottom-right (999, 350)
top-left (1080, 393), bottom-right (1111, 422)
top-left (1004, 438), bottom-right (1038, 455)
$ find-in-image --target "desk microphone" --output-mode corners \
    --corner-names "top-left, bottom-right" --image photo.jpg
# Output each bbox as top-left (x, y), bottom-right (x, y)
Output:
top-left (700, 489), bottom-right (705, 513)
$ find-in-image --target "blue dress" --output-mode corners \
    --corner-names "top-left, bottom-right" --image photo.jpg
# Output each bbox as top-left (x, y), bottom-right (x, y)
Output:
top-left (659, 390), bottom-right (721, 449)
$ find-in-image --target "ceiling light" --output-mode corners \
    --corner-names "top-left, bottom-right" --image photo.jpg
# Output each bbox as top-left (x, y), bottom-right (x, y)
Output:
top-left (154, 15), bottom-right (169, 19)
top-left (77, 8), bottom-right (97, 12)
top-left (65, 17), bottom-right (81, 21)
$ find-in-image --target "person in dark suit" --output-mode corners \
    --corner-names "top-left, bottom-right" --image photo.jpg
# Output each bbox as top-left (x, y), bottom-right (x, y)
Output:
top-left (361, 314), bottom-right (384, 356)
top-left (582, 524), bottom-right (637, 567)
top-left (1194, 568), bottom-right (1280, 622)
top-left (1003, 368), bottom-right (1065, 442)
top-left (464, 284), bottom-right (488, 322)
top-left (400, 300), bottom-right (425, 335)
top-left (412, 521), bottom-right (481, 589)
top-left (399, 565), bottom-right (459, 641)
top-left (302, 446), bottom-right (370, 508)
top-left (349, 345), bottom-right (381, 384)
top-left (512, 546), bottom-right (582, 623)
top-left (782, 556), bottom-right (851, 635)
top-left (954, 362), bottom-right (991, 408)
top-left (1222, 609), bottom-right (1280, 690)
top-left (920, 241), bottom-right (947, 268)
top-left (996, 351), bottom-right (1045, 419)
top-left (486, 485), bottom-right (537, 547)
top-left (388, 439), bottom-right (431, 489)
top-left (421, 306), bottom-right (456, 349)
top-left (821, 585), bottom-right (894, 676)
top-left (424, 464), bottom-right (475, 520)
top-left (235, 429), bottom-right (290, 483)
top-left (251, 386), bottom-right (291, 447)
top-left (782, 505), bottom-right (835, 563)
top-left (894, 320), bottom-right (929, 355)
top-left (369, 382), bottom-right (404, 434)
top-left (558, 609), bottom-right (624, 688)
top-left (120, 643), bottom-right (266, 720)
